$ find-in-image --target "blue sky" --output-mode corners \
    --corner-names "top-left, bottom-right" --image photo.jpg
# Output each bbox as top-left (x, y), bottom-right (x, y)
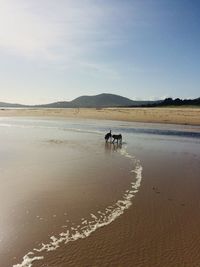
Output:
top-left (0, 0), bottom-right (199, 104)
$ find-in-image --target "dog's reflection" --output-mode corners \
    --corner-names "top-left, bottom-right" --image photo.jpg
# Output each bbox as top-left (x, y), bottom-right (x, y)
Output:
top-left (105, 142), bottom-right (122, 153)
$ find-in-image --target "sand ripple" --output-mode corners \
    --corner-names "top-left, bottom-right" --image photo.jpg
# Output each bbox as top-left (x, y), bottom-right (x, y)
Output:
top-left (13, 147), bottom-right (142, 267)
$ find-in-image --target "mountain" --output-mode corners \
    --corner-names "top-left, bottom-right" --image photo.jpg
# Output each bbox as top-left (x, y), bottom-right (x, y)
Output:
top-left (1, 93), bottom-right (141, 108)
top-left (33, 93), bottom-right (136, 108)
top-left (70, 93), bottom-right (135, 107)
top-left (1, 94), bottom-right (199, 108)
top-left (35, 93), bottom-right (157, 108)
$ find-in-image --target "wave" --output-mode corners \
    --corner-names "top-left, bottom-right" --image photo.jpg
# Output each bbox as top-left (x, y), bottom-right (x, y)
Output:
top-left (13, 147), bottom-right (142, 267)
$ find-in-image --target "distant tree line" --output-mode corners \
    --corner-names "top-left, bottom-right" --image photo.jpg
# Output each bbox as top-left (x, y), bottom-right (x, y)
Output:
top-left (140, 97), bottom-right (200, 107)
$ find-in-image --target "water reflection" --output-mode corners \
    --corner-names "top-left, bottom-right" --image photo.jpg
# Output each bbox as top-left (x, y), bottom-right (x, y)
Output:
top-left (105, 142), bottom-right (122, 153)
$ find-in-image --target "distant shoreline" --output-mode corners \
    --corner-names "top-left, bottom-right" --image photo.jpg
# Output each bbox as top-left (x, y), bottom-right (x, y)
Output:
top-left (0, 107), bottom-right (200, 126)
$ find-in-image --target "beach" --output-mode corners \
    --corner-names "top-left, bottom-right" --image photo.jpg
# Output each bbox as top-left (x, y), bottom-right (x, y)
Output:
top-left (0, 116), bottom-right (200, 267)
top-left (0, 107), bottom-right (200, 126)
top-left (1, 0), bottom-right (200, 265)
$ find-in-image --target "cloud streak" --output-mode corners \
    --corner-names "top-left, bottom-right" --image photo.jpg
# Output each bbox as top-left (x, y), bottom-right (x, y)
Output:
top-left (0, 0), bottom-right (126, 61)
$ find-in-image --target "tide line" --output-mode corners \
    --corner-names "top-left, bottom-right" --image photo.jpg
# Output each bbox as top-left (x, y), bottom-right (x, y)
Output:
top-left (13, 147), bottom-right (142, 267)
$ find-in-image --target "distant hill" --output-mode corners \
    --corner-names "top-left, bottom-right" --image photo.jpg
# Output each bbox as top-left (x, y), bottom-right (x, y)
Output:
top-left (71, 93), bottom-right (134, 107)
top-left (0, 94), bottom-right (199, 108)
top-left (35, 93), bottom-right (157, 108)
top-left (0, 102), bottom-right (26, 108)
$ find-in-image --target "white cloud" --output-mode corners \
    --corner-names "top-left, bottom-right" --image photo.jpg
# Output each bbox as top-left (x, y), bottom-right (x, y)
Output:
top-left (0, 0), bottom-right (140, 62)
top-left (0, 0), bottom-right (116, 60)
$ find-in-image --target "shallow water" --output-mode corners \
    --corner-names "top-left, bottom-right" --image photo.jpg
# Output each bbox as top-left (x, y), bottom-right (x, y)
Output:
top-left (0, 118), bottom-right (141, 267)
top-left (0, 117), bottom-right (199, 267)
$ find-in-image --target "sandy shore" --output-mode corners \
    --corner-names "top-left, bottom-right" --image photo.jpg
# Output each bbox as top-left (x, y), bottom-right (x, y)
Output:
top-left (32, 123), bottom-right (200, 267)
top-left (38, 148), bottom-right (200, 267)
top-left (0, 117), bottom-right (200, 267)
top-left (33, 130), bottom-right (200, 267)
top-left (0, 107), bottom-right (200, 125)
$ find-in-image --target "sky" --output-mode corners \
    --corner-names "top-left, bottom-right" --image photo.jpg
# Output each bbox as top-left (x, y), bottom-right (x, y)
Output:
top-left (0, 0), bottom-right (199, 104)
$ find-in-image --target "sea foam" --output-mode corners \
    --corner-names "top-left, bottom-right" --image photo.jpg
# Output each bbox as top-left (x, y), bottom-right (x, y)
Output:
top-left (13, 146), bottom-right (142, 267)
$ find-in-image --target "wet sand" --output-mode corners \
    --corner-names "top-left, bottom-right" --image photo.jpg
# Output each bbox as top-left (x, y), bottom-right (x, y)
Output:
top-left (33, 134), bottom-right (200, 267)
top-left (0, 119), bottom-right (139, 267)
top-left (0, 107), bottom-right (200, 125)
top-left (0, 118), bottom-right (200, 267)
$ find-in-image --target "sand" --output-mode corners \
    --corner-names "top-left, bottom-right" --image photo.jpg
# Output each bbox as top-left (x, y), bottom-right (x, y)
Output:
top-left (0, 107), bottom-right (200, 125)
top-left (0, 117), bottom-right (200, 267)
top-left (33, 134), bottom-right (200, 267)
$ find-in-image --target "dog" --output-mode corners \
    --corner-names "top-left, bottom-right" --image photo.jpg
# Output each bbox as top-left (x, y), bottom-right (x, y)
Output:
top-left (112, 134), bottom-right (122, 144)
top-left (105, 130), bottom-right (112, 142)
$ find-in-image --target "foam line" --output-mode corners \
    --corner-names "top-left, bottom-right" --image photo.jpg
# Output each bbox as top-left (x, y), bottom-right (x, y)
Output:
top-left (13, 147), bottom-right (142, 267)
